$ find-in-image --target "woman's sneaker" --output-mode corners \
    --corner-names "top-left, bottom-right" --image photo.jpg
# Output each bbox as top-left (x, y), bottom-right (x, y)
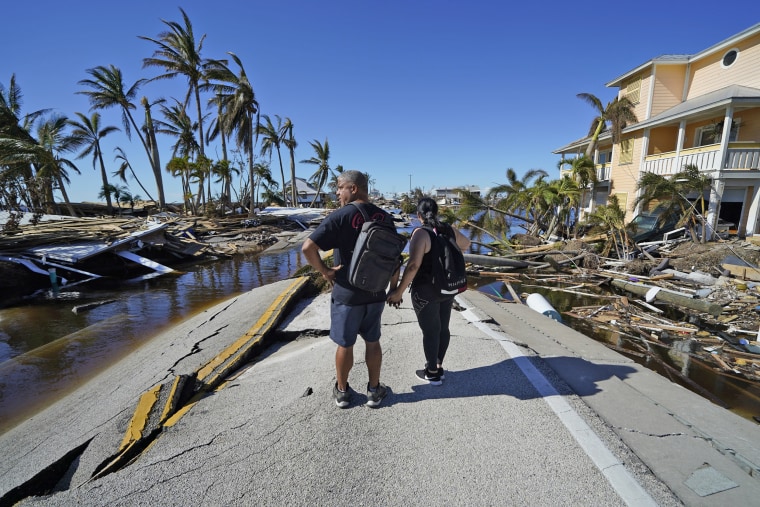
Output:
top-left (366, 382), bottom-right (388, 407)
top-left (333, 382), bottom-right (351, 408)
top-left (415, 368), bottom-right (442, 386)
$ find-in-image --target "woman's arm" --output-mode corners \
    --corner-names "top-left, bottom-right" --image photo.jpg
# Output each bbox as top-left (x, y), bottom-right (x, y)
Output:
top-left (453, 225), bottom-right (471, 251)
top-left (387, 228), bottom-right (429, 304)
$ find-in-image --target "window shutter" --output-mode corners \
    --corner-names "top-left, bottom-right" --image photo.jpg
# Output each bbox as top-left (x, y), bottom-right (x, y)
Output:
top-left (619, 138), bottom-right (634, 164)
top-left (625, 77), bottom-right (641, 104)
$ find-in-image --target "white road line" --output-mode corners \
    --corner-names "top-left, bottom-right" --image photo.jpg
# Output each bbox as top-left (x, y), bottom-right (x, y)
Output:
top-left (461, 308), bottom-right (658, 507)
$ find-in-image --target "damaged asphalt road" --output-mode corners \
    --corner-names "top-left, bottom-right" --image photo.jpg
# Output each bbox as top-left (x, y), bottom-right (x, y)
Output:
top-left (3, 279), bottom-right (760, 505)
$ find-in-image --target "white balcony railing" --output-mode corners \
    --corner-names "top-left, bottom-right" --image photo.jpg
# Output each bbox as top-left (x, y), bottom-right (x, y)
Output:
top-left (595, 164), bottom-right (610, 181)
top-left (643, 143), bottom-right (760, 175)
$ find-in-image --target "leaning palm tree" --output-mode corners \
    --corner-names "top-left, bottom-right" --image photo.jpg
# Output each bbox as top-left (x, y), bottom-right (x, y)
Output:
top-left (139, 7), bottom-right (217, 159)
top-left (281, 117), bottom-right (297, 206)
top-left (113, 147), bottom-right (156, 203)
top-left (67, 112), bottom-right (119, 213)
top-left (300, 138), bottom-right (331, 208)
top-left (577, 93), bottom-right (637, 159)
top-left (489, 168), bottom-right (549, 224)
top-left (207, 52), bottom-right (260, 217)
top-left (634, 171), bottom-right (696, 242)
top-left (257, 114), bottom-right (287, 203)
top-left (77, 64), bottom-right (166, 208)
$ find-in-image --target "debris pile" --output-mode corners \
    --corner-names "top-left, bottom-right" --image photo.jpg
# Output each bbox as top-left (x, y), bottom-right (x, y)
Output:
top-left (473, 237), bottom-right (760, 394)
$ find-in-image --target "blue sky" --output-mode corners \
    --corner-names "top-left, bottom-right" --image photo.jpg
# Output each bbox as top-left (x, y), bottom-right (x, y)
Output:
top-left (2, 1), bottom-right (758, 203)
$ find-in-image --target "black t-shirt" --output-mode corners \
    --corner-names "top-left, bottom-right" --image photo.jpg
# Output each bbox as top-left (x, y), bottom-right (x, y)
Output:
top-left (308, 202), bottom-right (396, 305)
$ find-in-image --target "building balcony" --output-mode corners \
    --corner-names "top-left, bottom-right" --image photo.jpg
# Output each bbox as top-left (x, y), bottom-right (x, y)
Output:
top-left (643, 142), bottom-right (760, 176)
top-left (595, 164), bottom-right (610, 182)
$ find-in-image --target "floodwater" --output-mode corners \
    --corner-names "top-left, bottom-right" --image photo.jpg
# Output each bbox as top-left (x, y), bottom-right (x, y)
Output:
top-left (0, 247), bottom-right (308, 435)
top-left (2, 228), bottom-right (759, 435)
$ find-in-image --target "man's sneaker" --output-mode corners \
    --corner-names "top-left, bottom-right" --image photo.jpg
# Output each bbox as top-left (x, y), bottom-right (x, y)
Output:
top-left (437, 367), bottom-right (445, 380)
top-left (366, 382), bottom-right (388, 407)
top-left (415, 368), bottom-right (442, 386)
top-left (333, 382), bottom-right (351, 408)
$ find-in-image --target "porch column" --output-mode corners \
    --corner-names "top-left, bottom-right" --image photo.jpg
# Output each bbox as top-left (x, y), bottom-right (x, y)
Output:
top-left (706, 179), bottom-right (724, 241)
top-left (633, 130), bottom-right (651, 216)
top-left (706, 107), bottom-right (734, 239)
top-left (745, 186), bottom-right (760, 236)
top-left (674, 120), bottom-right (686, 171)
top-left (719, 106), bottom-right (735, 168)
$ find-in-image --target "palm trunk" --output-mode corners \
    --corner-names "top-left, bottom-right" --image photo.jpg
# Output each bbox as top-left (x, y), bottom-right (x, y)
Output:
top-left (96, 149), bottom-right (113, 213)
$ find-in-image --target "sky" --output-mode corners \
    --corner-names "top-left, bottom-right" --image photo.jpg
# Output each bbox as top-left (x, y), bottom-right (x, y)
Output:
top-left (2, 1), bottom-right (759, 204)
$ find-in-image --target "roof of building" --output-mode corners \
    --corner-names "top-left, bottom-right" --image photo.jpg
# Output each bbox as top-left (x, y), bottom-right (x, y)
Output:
top-left (606, 22), bottom-right (760, 87)
top-left (625, 84), bottom-right (760, 131)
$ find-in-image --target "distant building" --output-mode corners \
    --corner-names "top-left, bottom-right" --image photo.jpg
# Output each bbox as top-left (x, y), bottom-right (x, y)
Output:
top-left (432, 185), bottom-right (481, 205)
top-left (286, 178), bottom-right (326, 207)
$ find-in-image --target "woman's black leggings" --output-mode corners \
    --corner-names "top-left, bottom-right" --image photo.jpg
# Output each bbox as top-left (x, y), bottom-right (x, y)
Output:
top-left (411, 285), bottom-right (454, 369)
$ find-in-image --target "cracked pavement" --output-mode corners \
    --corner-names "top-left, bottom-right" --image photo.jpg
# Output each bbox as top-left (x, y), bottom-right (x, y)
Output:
top-left (3, 283), bottom-right (760, 506)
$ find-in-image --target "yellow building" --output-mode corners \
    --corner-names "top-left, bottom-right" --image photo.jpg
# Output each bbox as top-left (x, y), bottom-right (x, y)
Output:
top-left (555, 22), bottom-right (760, 237)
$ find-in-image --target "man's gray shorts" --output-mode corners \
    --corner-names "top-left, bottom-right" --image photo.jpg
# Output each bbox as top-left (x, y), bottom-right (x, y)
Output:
top-left (330, 300), bottom-right (384, 347)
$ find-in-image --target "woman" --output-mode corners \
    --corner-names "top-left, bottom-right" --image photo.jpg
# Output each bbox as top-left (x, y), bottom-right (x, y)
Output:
top-left (387, 197), bottom-right (470, 385)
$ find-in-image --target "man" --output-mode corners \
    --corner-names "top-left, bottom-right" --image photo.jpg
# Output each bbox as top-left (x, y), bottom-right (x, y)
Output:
top-left (302, 170), bottom-right (397, 408)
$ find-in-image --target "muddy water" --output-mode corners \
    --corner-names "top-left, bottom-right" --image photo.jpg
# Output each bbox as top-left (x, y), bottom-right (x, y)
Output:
top-left (3, 243), bottom-right (759, 435)
top-left (0, 247), bottom-right (307, 434)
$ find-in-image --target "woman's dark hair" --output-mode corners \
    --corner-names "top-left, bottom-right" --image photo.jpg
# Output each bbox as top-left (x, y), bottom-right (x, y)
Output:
top-left (417, 197), bottom-right (442, 228)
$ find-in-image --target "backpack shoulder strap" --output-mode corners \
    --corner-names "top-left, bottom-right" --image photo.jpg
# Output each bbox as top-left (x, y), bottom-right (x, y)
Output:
top-left (348, 201), bottom-right (371, 222)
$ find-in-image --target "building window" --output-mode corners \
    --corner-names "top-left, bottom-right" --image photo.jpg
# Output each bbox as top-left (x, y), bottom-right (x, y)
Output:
top-left (695, 118), bottom-right (740, 146)
top-left (722, 48), bottom-right (739, 68)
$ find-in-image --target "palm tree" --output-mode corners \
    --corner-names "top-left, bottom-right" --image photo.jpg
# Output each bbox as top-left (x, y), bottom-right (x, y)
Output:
top-left (156, 98), bottom-right (199, 159)
top-left (166, 155), bottom-right (193, 213)
top-left (206, 91), bottom-right (234, 205)
top-left (113, 147), bottom-right (156, 203)
top-left (675, 163), bottom-right (714, 242)
top-left (541, 175), bottom-right (580, 239)
top-left (252, 161), bottom-right (272, 208)
top-left (34, 114), bottom-right (81, 215)
top-left (588, 194), bottom-right (629, 258)
top-left (300, 138), bottom-right (331, 208)
top-left (257, 114), bottom-right (287, 203)
top-left (207, 52), bottom-right (259, 216)
top-left (77, 64), bottom-right (166, 208)
top-left (0, 75), bottom-right (49, 211)
top-left (558, 155), bottom-right (596, 228)
top-left (634, 171), bottom-right (697, 242)
top-left (140, 7), bottom-right (216, 159)
top-left (454, 168), bottom-right (548, 244)
top-left (577, 93), bottom-right (637, 159)
top-left (281, 117), bottom-right (297, 206)
top-left (489, 168), bottom-right (548, 220)
top-left (212, 159), bottom-right (238, 211)
top-left (67, 112), bottom-right (119, 213)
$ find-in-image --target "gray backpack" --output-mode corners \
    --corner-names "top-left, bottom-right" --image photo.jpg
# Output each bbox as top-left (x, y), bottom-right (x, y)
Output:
top-left (347, 203), bottom-right (407, 293)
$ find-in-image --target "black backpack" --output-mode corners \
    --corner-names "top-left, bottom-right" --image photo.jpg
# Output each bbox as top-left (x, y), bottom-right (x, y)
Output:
top-left (347, 203), bottom-right (407, 293)
top-left (423, 225), bottom-right (467, 295)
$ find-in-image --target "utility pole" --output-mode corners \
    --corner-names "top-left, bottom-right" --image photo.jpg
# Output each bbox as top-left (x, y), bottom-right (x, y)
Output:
top-left (409, 174), bottom-right (412, 194)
